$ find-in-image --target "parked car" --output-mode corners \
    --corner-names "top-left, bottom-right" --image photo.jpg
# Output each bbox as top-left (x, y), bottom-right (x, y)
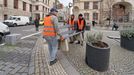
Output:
top-left (4, 16), bottom-right (30, 27)
top-left (0, 22), bottom-right (10, 43)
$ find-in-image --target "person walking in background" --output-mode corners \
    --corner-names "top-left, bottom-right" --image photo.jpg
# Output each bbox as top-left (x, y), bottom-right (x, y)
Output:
top-left (34, 17), bottom-right (40, 31)
top-left (92, 20), bottom-right (97, 27)
top-left (76, 14), bottom-right (86, 46)
top-left (43, 8), bottom-right (61, 66)
top-left (112, 22), bottom-right (119, 30)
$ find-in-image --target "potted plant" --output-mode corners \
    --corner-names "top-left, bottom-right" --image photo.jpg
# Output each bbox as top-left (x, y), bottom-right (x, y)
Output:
top-left (120, 29), bottom-right (134, 51)
top-left (85, 32), bottom-right (110, 72)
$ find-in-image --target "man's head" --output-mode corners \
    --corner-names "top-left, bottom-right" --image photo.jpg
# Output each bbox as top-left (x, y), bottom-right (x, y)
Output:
top-left (50, 8), bottom-right (58, 16)
top-left (71, 14), bottom-right (75, 19)
top-left (78, 14), bottom-right (83, 19)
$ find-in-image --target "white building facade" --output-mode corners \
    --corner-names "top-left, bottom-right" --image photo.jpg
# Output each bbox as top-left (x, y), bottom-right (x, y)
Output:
top-left (0, 0), bottom-right (32, 21)
top-left (0, 0), bottom-right (57, 21)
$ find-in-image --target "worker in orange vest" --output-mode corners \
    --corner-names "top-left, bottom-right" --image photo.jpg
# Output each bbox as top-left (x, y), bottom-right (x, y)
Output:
top-left (67, 14), bottom-right (76, 43)
top-left (76, 14), bottom-right (86, 45)
top-left (43, 8), bottom-right (62, 66)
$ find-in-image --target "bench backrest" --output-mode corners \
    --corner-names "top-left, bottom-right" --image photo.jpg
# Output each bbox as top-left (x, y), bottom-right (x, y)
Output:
top-left (58, 24), bottom-right (74, 38)
top-left (58, 24), bottom-right (83, 39)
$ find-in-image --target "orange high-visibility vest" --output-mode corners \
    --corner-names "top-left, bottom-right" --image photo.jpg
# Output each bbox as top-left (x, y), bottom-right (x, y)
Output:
top-left (43, 16), bottom-right (56, 36)
top-left (69, 20), bottom-right (75, 30)
top-left (78, 19), bottom-right (84, 30)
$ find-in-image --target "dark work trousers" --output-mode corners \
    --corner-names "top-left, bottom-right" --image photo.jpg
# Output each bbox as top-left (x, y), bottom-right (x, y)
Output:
top-left (70, 36), bottom-right (76, 43)
top-left (81, 31), bottom-right (84, 45)
top-left (69, 30), bottom-right (76, 43)
top-left (76, 30), bottom-right (84, 45)
top-left (58, 39), bottom-right (61, 49)
top-left (35, 26), bottom-right (39, 31)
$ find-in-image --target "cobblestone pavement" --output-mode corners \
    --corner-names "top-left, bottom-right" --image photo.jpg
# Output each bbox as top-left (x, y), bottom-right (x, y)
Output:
top-left (33, 37), bottom-right (49, 75)
top-left (63, 28), bottom-right (134, 75)
top-left (0, 36), bottom-right (37, 75)
top-left (1, 25), bottom-right (134, 75)
top-left (37, 37), bottom-right (69, 75)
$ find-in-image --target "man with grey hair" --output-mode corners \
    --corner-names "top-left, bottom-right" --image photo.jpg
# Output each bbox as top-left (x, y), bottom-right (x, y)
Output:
top-left (43, 8), bottom-right (61, 66)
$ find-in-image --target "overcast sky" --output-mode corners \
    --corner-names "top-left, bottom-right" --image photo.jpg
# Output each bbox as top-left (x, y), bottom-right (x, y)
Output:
top-left (59, 0), bottom-right (72, 6)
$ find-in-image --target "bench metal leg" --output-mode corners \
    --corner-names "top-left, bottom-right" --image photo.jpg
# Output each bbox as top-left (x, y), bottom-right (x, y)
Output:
top-left (65, 39), bottom-right (69, 51)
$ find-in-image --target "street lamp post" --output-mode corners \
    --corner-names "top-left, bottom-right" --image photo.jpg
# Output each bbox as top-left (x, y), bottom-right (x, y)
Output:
top-left (68, 2), bottom-right (73, 15)
top-left (55, 0), bottom-right (58, 8)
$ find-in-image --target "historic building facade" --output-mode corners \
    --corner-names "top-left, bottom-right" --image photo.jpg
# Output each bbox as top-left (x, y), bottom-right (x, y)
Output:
top-left (73, 0), bottom-right (134, 24)
top-left (32, 0), bottom-right (50, 19)
top-left (0, 0), bottom-right (32, 21)
top-left (102, 0), bottom-right (134, 23)
top-left (0, 0), bottom-right (57, 21)
top-left (73, 0), bottom-right (101, 23)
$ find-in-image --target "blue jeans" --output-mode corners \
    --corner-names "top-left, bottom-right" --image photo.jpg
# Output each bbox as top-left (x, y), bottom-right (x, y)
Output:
top-left (44, 36), bottom-right (58, 61)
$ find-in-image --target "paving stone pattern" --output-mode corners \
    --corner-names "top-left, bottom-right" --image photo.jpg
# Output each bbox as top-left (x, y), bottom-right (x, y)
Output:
top-left (63, 29), bottom-right (134, 75)
top-left (0, 36), bottom-right (37, 75)
top-left (34, 38), bottom-right (48, 75)
top-left (30, 37), bottom-right (68, 75)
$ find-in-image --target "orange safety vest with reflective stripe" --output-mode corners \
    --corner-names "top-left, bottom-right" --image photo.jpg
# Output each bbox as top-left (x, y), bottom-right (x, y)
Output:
top-left (43, 16), bottom-right (56, 36)
top-left (78, 19), bottom-right (84, 30)
top-left (69, 20), bottom-right (75, 30)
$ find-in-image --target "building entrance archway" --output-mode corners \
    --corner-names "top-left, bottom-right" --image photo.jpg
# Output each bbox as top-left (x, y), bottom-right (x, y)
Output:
top-left (112, 2), bottom-right (132, 22)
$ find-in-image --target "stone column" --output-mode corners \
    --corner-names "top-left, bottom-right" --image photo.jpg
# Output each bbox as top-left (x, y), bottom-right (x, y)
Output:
top-left (0, 7), bottom-right (3, 21)
top-left (132, 9), bottom-right (134, 22)
top-left (0, 3), bottom-right (3, 21)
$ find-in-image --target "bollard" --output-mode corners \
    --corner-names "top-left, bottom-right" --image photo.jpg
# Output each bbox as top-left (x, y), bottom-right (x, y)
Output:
top-left (5, 34), bottom-right (21, 45)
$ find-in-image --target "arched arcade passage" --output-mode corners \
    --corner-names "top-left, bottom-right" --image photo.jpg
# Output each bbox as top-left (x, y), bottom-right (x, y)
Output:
top-left (112, 2), bottom-right (132, 22)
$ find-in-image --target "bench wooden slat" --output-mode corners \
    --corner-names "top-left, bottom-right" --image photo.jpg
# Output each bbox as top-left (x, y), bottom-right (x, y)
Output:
top-left (58, 25), bottom-right (71, 29)
top-left (58, 24), bottom-right (84, 51)
top-left (63, 31), bottom-right (83, 39)
top-left (58, 25), bottom-right (74, 29)
top-left (60, 30), bottom-right (74, 35)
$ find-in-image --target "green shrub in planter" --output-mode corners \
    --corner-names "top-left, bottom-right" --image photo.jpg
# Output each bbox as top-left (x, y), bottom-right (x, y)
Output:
top-left (85, 32), bottom-right (103, 44)
top-left (120, 29), bottom-right (134, 39)
top-left (120, 29), bottom-right (134, 51)
top-left (85, 32), bottom-right (110, 72)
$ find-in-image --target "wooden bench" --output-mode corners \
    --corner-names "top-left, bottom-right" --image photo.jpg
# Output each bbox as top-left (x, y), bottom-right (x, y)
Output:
top-left (58, 24), bottom-right (83, 51)
top-left (107, 36), bottom-right (120, 43)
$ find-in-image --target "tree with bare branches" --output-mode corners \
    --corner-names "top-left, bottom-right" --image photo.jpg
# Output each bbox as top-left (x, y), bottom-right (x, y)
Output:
top-left (103, 0), bottom-right (115, 26)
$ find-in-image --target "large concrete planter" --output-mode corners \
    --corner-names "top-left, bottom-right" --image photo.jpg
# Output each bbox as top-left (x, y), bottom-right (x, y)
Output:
top-left (121, 36), bottom-right (134, 51)
top-left (85, 43), bottom-right (110, 72)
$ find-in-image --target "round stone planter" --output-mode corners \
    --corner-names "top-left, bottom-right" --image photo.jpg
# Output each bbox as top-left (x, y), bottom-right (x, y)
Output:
top-left (121, 36), bottom-right (134, 51)
top-left (85, 43), bottom-right (110, 72)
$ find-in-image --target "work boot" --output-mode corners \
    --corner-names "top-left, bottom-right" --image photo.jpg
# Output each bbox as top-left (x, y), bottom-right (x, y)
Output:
top-left (50, 59), bottom-right (57, 66)
top-left (69, 41), bottom-right (74, 44)
top-left (81, 43), bottom-right (83, 46)
top-left (76, 41), bottom-right (80, 44)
